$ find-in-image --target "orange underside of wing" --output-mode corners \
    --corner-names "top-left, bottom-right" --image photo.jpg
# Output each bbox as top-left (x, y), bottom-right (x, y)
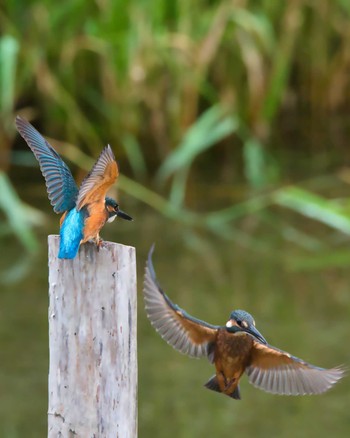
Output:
top-left (78, 161), bottom-right (118, 210)
top-left (60, 211), bottom-right (67, 226)
top-left (250, 341), bottom-right (307, 370)
top-left (175, 310), bottom-right (217, 345)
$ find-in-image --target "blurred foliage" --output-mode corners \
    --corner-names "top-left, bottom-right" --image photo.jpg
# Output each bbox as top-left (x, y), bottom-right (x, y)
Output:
top-left (0, 171), bottom-right (43, 250)
top-left (1, 0), bottom-right (350, 260)
top-left (1, 2), bottom-right (350, 436)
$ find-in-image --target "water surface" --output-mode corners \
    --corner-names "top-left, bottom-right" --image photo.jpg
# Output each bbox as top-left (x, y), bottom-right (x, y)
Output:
top-left (0, 188), bottom-right (349, 438)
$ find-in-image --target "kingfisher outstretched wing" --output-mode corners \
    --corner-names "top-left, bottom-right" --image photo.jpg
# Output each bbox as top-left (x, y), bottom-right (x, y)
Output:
top-left (76, 145), bottom-right (118, 211)
top-left (246, 341), bottom-right (344, 395)
top-left (16, 116), bottom-right (78, 213)
top-left (143, 245), bottom-right (219, 360)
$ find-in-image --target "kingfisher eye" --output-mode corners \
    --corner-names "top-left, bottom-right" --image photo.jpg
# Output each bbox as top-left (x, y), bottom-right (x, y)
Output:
top-left (236, 320), bottom-right (242, 326)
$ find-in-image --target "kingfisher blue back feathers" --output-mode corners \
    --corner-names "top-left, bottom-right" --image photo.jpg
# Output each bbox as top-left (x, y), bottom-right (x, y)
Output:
top-left (16, 116), bottom-right (132, 259)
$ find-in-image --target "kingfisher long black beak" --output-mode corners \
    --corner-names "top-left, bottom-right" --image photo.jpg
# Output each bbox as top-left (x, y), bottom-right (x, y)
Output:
top-left (117, 209), bottom-right (133, 221)
top-left (226, 319), bottom-right (267, 344)
top-left (246, 324), bottom-right (267, 344)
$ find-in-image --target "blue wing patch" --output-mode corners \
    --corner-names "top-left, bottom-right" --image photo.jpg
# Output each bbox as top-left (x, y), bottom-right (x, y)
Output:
top-left (16, 116), bottom-right (79, 213)
top-left (58, 208), bottom-right (85, 259)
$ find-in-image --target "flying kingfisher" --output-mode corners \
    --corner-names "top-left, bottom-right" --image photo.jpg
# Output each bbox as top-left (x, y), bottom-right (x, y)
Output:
top-left (143, 246), bottom-right (344, 400)
top-left (16, 116), bottom-right (133, 259)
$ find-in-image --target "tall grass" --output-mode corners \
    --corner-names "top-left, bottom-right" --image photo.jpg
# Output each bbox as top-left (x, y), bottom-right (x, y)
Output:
top-left (1, 0), bottom-right (350, 259)
top-left (2, 0), bottom-right (349, 159)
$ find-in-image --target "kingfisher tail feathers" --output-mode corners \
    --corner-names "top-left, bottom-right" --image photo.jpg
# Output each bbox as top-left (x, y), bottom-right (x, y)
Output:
top-left (204, 375), bottom-right (241, 400)
top-left (58, 209), bottom-right (84, 259)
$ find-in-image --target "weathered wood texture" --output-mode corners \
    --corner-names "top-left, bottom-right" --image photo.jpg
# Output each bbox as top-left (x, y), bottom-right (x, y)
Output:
top-left (48, 235), bottom-right (137, 438)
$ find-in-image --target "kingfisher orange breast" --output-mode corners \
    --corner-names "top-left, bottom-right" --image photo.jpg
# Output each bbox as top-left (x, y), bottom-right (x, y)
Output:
top-left (81, 202), bottom-right (108, 243)
top-left (214, 331), bottom-right (253, 384)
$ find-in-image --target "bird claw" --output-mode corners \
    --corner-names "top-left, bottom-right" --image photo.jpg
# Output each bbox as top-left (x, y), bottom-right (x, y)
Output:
top-left (224, 378), bottom-right (236, 392)
top-left (96, 238), bottom-right (104, 251)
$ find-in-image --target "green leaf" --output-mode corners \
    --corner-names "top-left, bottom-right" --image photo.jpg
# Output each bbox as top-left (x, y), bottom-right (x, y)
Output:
top-left (0, 35), bottom-right (19, 114)
top-left (274, 187), bottom-right (350, 234)
top-left (122, 133), bottom-right (147, 179)
top-left (0, 172), bottom-right (43, 252)
top-left (157, 105), bottom-right (239, 181)
top-left (243, 137), bottom-right (266, 188)
top-left (287, 249), bottom-right (350, 271)
top-left (231, 8), bottom-right (274, 53)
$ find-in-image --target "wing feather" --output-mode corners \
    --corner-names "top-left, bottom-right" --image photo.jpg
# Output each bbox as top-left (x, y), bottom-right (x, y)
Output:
top-left (15, 116), bottom-right (78, 213)
top-left (76, 145), bottom-right (118, 210)
top-left (246, 341), bottom-right (344, 395)
top-left (143, 246), bottom-right (218, 360)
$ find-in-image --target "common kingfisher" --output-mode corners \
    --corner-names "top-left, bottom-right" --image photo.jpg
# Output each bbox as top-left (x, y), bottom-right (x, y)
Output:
top-left (143, 247), bottom-right (344, 400)
top-left (16, 116), bottom-right (133, 259)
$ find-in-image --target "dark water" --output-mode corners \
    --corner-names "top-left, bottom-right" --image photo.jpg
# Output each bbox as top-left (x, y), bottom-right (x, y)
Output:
top-left (0, 190), bottom-right (349, 438)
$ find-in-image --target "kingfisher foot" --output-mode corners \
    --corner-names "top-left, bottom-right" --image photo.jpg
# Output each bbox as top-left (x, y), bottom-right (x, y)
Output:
top-left (96, 238), bottom-right (105, 251)
top-left (224, 378), bottom-right (236, 392)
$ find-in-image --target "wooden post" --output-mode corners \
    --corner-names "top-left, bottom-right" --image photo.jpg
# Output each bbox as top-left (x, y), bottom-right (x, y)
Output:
top-left (47, 235), bottom-right (137, 437)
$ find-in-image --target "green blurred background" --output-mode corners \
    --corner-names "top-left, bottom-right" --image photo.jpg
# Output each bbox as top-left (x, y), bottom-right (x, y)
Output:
top-left (1, 0), bottom-right (350, 436)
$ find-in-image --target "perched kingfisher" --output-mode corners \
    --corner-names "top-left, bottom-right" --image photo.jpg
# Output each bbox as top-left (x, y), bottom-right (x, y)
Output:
top-left (143, 247), bottom-right (344, 400)
top-left (16, 116), bottom-right (133, 259)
